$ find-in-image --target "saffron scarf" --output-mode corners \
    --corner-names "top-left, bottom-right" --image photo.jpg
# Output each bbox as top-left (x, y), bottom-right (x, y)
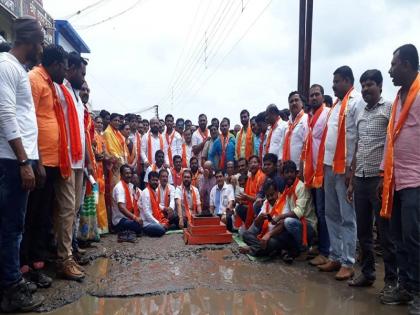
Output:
top-left (236, 124), bottom-right (253, 159)
top-left (265, 117), bottom-right (280, 154)
top-left (312, 87), bottom-right (354, 188)
top-left (165, 130), bottom-right (176, 167)
top-left (198, 128), bottom-right (209, 141)
top-left (46, 75), bottom-right (71, 178)
top-left (301, 105), bottom-right (326, 187)
top-left (192, 171), bottom-right (200, 188)
top-left (234, 169), bottom-right (265, 229)
top-left (183, 185), bottom-right (198, 223)
top-left (157, 184), bottom-right (170, 208)
top-left (59, 84), bottom-right (82, 163)
top-left (147, 185), bottom-right (169, 226)
top-left (171, 168), bottom-right (183, 187)
top-left (181, 143), bottom-right (188, 168)
top-left (381, 73), bottom-right (420, 219)
top-left (257, 178), bottom-right (307, 245)
top-left (219, 134), bottom-right (229, 169)
top-left (121, 181), bottom-right (139, 217)
top-left (282, 110), bottom-right (305, 161)
top-left (147, 132), bottom-right (164, 164)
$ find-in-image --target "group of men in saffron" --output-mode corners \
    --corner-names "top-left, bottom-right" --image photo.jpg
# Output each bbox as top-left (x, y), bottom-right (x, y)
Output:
top-left (0, 17), bottom-right (419, 314)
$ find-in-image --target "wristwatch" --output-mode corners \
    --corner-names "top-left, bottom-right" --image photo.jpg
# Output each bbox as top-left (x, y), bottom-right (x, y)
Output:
top-left (18, 159), bottom-right (30, 166)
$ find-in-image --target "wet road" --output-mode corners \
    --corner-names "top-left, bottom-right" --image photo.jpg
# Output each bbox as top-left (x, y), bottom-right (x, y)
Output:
top-left (22, 234), bottom-right (407, 315)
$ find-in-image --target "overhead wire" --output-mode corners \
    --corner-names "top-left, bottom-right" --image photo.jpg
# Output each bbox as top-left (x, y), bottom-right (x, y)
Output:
top-left (63, 0), bottom-right (111, 20)
top-left (181, 0), bottom-right (274, 106)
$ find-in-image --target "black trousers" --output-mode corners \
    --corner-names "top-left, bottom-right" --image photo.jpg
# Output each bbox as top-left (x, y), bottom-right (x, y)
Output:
top-left (354, 176), bottom-right (397, 283)
top-left (20, 166), bottom-right (59, 265)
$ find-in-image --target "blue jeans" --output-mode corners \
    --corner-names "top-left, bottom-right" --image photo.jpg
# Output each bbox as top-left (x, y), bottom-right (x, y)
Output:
top-left (391, 187), bottom-right (420, 293)
top-left (283, 217), bottom-right (315, 253)
top-left (143, 223), bottom-right (166, 237)
top-left (0, 159), bottom-right (33, 288)
top-left (324, 165), bottom-right (357, 267)
top-left (311, 187), bottom-right (330, 257)
top-left (115, 218), bottom-right (143, 234)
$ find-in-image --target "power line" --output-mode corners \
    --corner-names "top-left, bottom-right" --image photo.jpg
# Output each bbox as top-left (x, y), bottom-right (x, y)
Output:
top-left (63, 0), bottom-right (111, 20)
top-left (75, 0), bottom-right (144, 30)
top-left (179, 0), bottom-right (274, 106)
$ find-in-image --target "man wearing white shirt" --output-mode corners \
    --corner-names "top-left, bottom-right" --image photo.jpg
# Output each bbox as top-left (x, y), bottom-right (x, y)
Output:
top-left (318, 66), bottom-right (365, 281)
top-left (283, 92), bottom-right (308, 171)
top-left (175, 170), bottom-right (202, 228)
top-left (158, 169), bottom-right (177, 228)
top-left (144, 150), bottom-right (173, 184)
top-left (210, 170), bottom-right (235, 231)
top-left (139, 171), bottom-right (167, 237)
top-left (181, 128), bottom-right (193, 168)
top-left (141, 117), bottom-right (167, 167)
top-left (0, 17), bottom-right (44, 312)
top-left (164, 114), bottom-right (182, 168)
top-left (264, 104), bottom-right (287, 160)
top-left (192, 114), bottom-right (209, 165)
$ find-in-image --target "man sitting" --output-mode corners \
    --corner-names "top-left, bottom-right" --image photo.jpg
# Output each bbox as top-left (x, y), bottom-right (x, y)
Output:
top-left (139, 171), bottom-right (168, 237)
top-left (198, 160), bottom-right (217, 210)
top-left (112, 165), bottom-right (142, 241)
top-left (175, 170), bottom-right (202, 228)
top-left (157, 169), bottom-right (178, 229)
top-left (209, 170), bottom-right (235, 231)
top-left (241, 161), bottom-right (316, 260)
top-left (254, 153), bottom-right (285, 214)
top-left (144, 150), bottom-right (173, 184)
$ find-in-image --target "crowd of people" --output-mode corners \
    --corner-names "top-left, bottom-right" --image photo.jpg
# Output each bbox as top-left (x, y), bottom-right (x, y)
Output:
top-left (0, 17), bottom-right (419, 314)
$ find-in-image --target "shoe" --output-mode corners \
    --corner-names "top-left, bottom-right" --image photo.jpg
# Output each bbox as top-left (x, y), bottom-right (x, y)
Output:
top-left (281, 252), bottom-right (294, 264)
top-left (379, 282), bottom-right (397, 297)
top-left (0, 279), bottom-right (44, 313)
top-left (25, 280), bottom-right (38, 294)
top-left (57, 257), bottom-right (85, 282)
top-left (126, 231), bottom-right (137, 243)
top-left (335, 266), bottom-right (354, 281)
top-left (117, 231), bottom-right (128, 243)
top-left (318, 260), bottom-right (341, 272)
top-left (348, 273), bottom-right (374, 287)
top-left (380, 285), bottom-right (413, 305)
top-left (409, 295), bottom-right (420, 315)
top-left (294, 250), bottom-right (309, 262)
top-left (74, 253), bottom-right (90, 266)
top-left (309, 254), bottom-right (329, 266)
top-left (26, 270), bottom-right (52, 289)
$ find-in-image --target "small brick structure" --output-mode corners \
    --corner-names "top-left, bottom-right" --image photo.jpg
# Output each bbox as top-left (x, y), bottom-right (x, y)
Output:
top-left (183, 215), bottom-right (233, 245)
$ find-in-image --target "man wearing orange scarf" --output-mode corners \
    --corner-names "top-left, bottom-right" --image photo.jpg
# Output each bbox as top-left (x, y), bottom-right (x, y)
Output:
top-left (317, 66), bottom-right (365, 281)
top-left (164, 114), bottom-right (182, 168)
top-left (192, 114), bottom-right (209, 166)
top-left (208, 118), bottom-right (235, 172)
top-left (175, 170), bottom-right (202, 228)
top-left (241, 161), bottom-right (316, 258)
top-left (112, 165), bottom-right (143, 235)
top-left (263, 104), bottom-right (287, 160)
top-left (235, 110), bottom-right (254, 160)
top-left (158, 169), bottom-right (177, 228)
top-left (139, 171), bottom-right (167, 237)
top-left (379, 45), bottom-right (420, 309)
top-left (283, 92), bottom-right (308, 171)
top-left (141, 117), bottom-right (168, 168)
top-left (302, 84), bottom-right (330, 267)
top-left (54, 52), bottom-right (91, 282)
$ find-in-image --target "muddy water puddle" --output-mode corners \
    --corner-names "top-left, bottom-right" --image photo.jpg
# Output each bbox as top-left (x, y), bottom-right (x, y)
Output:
top-left (21, 240), bottom-right (407, 314)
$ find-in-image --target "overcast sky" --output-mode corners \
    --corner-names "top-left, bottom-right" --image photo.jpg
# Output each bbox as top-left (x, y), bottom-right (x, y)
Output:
top-left (43, 0), bottom-right (420, 125)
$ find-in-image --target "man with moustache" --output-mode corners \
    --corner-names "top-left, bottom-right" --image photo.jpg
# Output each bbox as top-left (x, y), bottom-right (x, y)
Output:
top-left (346, 70), bottom-right (397, 294)
top-left (141, 117), bottom-right (167, 167)
top-left (175, 170), bottom-right (202, 228)
top-left (192, 114), bottom-right (210, 165)
top-left (301, 84), bottom-right (331, 267)
top-left (235, 110), bottom-right (254, 160)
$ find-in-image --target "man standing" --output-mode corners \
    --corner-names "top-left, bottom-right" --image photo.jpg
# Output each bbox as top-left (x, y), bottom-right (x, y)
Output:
top-left (210, 170), bottom-right (235, 231)
top-left (250, 116), bottom-right (260, 156)
top-left (192, 114), bottom-right (209, 164)
top-left (54, 51), bottom-right (91, 281)
top-left (209, 118), bottom-right (235, 171)
top-left (346, 70), bottom-right (397, 293)
top-left (235, 110), bottom-right (254, 160)
top-left (0, 17), bottom-right (45, 312)
top-left (264, 104), bottom-right (287, 161)
top-left (255, 111), bottom-right (268, 162)
top-left (144, 150), bottom-right (173, 185)
top-left (164, 114), bottom-right (182, 168)
top-left (317, 66), bottom-right (364, 281)
top-left (202, 125), bottom-right (219, 164)
top-left (379, 44), bottom-right (420, 311)
top-left (301, 84), bottom-right (330, 267)
top-left (175, 170), bottom-right (202, 228)
top-left (181, 128), bottom-right (193, 168)
top-left (175, 118), bottom-right (185, 135)
top-left (171, 155), bottom-right (183, 188)
top-left (127, 114), bottom-right (143, 176)
top-left (283, 92), bottom-right (308, 171)
top-left (141, 117), bottom-right (167, 167)
top-left (21, 45), bottom-right (69, 290)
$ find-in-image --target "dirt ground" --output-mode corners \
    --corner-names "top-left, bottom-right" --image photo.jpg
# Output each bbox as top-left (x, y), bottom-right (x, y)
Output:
top-left (23, 233), bottom-right (407, 315)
